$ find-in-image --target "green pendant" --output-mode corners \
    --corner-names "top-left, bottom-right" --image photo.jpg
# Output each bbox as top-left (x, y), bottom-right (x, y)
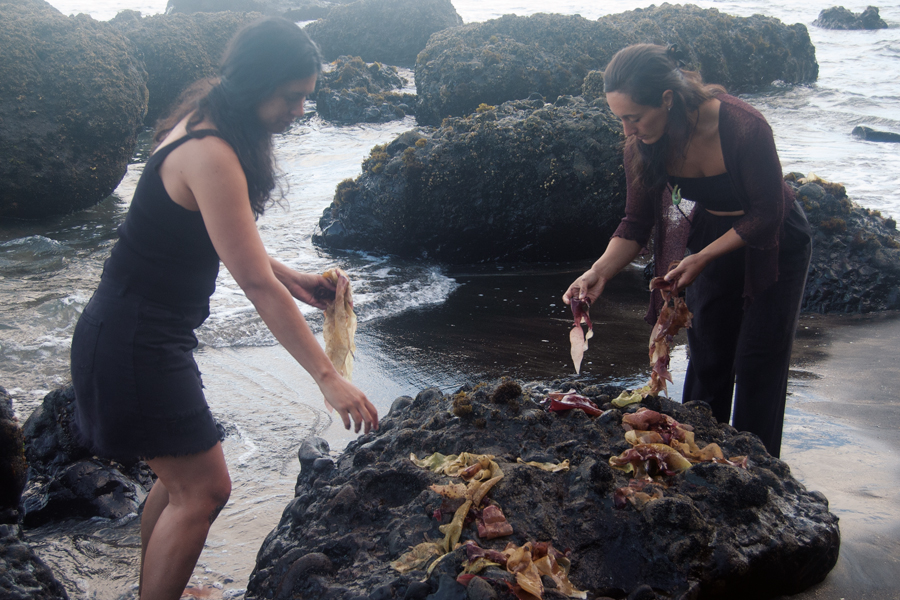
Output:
top-left (672, 184), bottom-right (682, 206)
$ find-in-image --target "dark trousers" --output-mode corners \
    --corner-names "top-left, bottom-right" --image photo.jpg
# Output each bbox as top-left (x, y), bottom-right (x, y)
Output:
top-left (682, 202), bottom-right (811, 457)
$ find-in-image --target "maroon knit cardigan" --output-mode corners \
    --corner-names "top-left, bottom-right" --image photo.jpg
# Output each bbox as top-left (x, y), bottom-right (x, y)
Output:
top-left (612, 94), bottom-right (795, 324)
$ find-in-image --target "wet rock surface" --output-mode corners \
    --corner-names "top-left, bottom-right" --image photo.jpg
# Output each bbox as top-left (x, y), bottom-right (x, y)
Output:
top-left (315, 95), bottom-right (625, 262)
top-left (111, 11), bottom-right (261, 124)
top-left (0, 0), bottom-right (148, 219)
top-left (246, 381), bottom-right (840, 600)
top-left (304, 0), bottom-right (463, 67)
top-left (813, 6), bottom-right (888, 30)
top-left (1, 387), bottom-right (69, 599)
top-left (313, 56), bottom-right (415, 124)
top-left (415, 7), bottom-right (818, 125)
top-left (788, 175), bottom-right (900, 313)
top-left (851, 125), bottom-right (900, 143)
top-left (19, 386), bottom-right (155, 528)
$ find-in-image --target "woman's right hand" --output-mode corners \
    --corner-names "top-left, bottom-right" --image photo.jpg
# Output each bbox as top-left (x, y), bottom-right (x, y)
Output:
top-left (563, 268), bottom-right (606, 306)
top-left (318, 371), bottom-right (379, 434)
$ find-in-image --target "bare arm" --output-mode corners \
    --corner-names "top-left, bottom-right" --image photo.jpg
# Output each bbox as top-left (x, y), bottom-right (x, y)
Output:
top-left (563, 237), bottom-right (643, 305)
top-left (179, 138), bottom-right (377, 433)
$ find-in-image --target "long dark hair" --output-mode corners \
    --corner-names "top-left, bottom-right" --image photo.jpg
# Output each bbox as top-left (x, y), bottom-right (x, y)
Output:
top-left (155, 17), bottom-right (322, 217)
top-left (603, 44), bottom-right (725, 194)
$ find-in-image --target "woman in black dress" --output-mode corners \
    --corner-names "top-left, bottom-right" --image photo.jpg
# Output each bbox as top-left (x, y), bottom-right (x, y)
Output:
top-left (71, 18), bottom-right (378, 599)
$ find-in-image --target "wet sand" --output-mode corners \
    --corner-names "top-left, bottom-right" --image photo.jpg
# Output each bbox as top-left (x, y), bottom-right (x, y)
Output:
top-left (173, 266), bottom-right (900, 597)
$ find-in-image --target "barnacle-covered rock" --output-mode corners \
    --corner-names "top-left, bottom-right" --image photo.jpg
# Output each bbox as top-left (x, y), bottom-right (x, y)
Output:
top-left (315, 95), bottom-right (625, 263)
top-left (304, 0), bottom-right (462, 67)
top-left (415, 6), bottom-right (818, 125)
top-left (0, 0), bottom-right (148, 218)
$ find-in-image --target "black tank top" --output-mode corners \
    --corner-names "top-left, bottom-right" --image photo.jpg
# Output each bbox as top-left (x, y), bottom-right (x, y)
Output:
top-left (668, 172), bottom-right (743, 212)
top-left (101, 130), bottom-right (225, 308)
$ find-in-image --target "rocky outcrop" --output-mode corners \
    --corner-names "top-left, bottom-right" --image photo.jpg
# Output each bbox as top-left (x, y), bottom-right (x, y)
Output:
top-left (0, 0), bottom-right (148, 219)
top-left (313, 55), bottom-right (415, 123)
top-left (247, 381), bottom-right (840, 599)
top-left (1, 387), bottom-right (69, 600)
top-left (111, 11), bottom-right (261, 125)
top-left (20, 386), bottom-right (155, 527)
top-left (304, 0), bottom-right (463, 67)
top-left (814, 6), bottom-right (888, 30)
top-left (315, 95), bottom-right (625, 263)
top-left (165, 0), bottom-right (354, 21)
top-left (789, 174), bottom-right (900, 313)
top-left (851, 125), bottom-right (900, 143)
top-left (415, 6), bottom-right (818, 125)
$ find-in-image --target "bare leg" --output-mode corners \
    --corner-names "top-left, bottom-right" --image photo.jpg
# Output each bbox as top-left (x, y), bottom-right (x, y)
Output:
top-left (140, 442), bottom-right (231, 600)
top-left (139, 480), bottom-right (170, 596)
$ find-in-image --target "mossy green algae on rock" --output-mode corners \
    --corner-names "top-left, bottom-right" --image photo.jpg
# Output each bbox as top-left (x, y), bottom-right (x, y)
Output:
top-left (415, 6), bottom-right (818, 125)
top-left (315, 95), bottom-right (626, 263)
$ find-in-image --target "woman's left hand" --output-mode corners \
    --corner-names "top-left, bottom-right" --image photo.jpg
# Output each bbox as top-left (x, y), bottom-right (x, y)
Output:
top-left (664, 253), bottom-right (710, 292)
top-left (274, 263), bottom-right (336, 310)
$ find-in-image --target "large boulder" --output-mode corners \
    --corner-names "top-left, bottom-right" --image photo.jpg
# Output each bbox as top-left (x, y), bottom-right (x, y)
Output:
top-left (246, 381), bottom-right (840, 599)
top-left (315, 94), bottom-right (625, 263)
top-left (814, 5), bottom-right (888, 30)
top-left (313, 55), bottom-right (415, 123)
top-left (0, 0), bottom-right (148, 219)
top-left (111, 11), bottom-right (261, 124)
top-left (415, 6), bottom-right (818, 125)
top-left (851, 125), bottom-right (900, 143)
top-left (789, 174), bottom-right (900, 313)
top-left (304, 0), bottom-right (463, 67)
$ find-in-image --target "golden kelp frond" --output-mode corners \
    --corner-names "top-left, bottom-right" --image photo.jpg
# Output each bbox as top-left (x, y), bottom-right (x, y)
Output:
top-left (322, 268), bottom-right (356, 386)
top-left (390, 542), bottom-right (443, 574)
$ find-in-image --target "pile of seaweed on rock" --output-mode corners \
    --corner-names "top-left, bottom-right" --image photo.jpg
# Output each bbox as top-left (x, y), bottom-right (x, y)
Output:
top-left (246, 380), bottom-right (839, 600)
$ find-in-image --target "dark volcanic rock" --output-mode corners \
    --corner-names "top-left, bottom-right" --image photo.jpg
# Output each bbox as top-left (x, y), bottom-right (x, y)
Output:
top-left (304, 0), bottom-right (463, 67)
top-left (0, 388), bottom-right (27, 522)
top-left (313, 56), bottom-right (415, 123)
top-left (851, 125), bottom-right (900, 143)
top-left (164, 0), bottom-right (348, 21)
top-left (0, 387), bottom-right (69, 599)
top-left (0, 523), bottom-right (69, 600)
top-left (0, 0), bottom-right (148, 219)
top-left (247, 381), bottom-right (840, 600)
top-left (315, 95), bottom-right (625, 263)
top-left (788, 174), bottom-right (900, 313)
top-left (415, 7), bottom-right (818, 125)
top-left (20, 386), bottom-right (155, 527)
top-left (111, 11), bottom-right (261, 124)
top-left (814, 5), bottom-right (888, 30)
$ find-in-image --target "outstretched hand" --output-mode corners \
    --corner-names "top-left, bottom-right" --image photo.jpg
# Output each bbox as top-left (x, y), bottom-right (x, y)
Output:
top-left (280, 270), bottom-right (336, 310)
top-left (563, 268), bottom-right (606, 306)
top-left (319, 372), bottom-right (379, 434)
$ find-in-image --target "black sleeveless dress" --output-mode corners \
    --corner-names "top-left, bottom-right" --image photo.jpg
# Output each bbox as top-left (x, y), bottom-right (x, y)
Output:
top-left (71, 130), bottom-right (225, 462)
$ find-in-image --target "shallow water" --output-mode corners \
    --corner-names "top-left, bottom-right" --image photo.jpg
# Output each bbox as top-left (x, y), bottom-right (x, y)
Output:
top-left (6, 0), bottom-right (900, 597)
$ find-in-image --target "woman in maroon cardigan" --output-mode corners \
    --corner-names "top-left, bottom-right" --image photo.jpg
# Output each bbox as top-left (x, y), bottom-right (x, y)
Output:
top-left (563, 44), bottom-right (811, 457)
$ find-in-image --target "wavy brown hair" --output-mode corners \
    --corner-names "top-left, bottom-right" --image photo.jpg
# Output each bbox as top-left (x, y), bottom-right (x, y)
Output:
top-left (603, 44), bottom-right (725, 195)
top-left (155, 17), bottom-right (322, 217)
